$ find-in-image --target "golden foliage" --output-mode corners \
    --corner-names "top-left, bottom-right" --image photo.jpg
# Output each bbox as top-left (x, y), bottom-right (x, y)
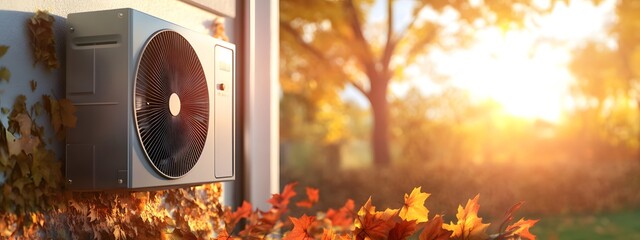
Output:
top-left (443, 195), bottom-right (490, 240)
top-left (399, 187), bottom-right (430, 223)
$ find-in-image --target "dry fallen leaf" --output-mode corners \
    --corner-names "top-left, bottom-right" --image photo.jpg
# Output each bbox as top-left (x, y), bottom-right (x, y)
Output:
top-left (0, 45), bottom-right (8, 57)
top-left (6, 114), bottom-right (40, 156)
top-left (419, 215), bottom-right (452, 240)
top-left (0, 67), bottom-right (10, 82)
top-left (27, 10), bottom-right (59, 71)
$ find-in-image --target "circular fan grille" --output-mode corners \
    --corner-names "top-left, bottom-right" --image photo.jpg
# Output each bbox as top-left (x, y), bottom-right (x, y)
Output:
top-left (134, 30), bottom-right (209, 178)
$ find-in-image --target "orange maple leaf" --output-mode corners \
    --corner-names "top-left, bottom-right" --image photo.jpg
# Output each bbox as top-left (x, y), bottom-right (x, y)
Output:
top-left (321, 228), bottom-right (335, 240)
top-left (399, 187), bottom-right (430, 223)
top-left (284, 214), bottom-right (315, 240)
top-left (388, 220), bottom-right (418, 240)
top-left (326, 199), bottom-right (355, 228)
top-left (268, 182), bottom-right (298, 212)
top-left (353, 197), bottom-right (398, 240)
top-left (296, 187), bottom-right (320, 208)
top-left (224, 201), bottom-right (252, 231)
top-left (443, 195), bottom-right (490, 240)
top-left (504, 218), bottom-right (539, 240)
top-left (419, 215), bottom-right (453, 240)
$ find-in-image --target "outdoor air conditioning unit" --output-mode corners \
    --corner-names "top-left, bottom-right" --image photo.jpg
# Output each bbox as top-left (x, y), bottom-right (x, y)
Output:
top-left (65, 8), bottom-right (235, 191)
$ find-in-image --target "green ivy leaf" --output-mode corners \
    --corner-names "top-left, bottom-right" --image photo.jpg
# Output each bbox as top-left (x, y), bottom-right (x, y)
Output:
top-left (0, 67), bottom-right (10, 82)
top-left (0, 45), bottom-right (8, 58)
top-left (0, 108), bottom-right (8, 115)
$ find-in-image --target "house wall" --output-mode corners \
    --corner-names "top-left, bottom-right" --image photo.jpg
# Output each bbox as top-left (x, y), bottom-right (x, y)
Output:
top-left (0, 1), bottom-right (238, 238)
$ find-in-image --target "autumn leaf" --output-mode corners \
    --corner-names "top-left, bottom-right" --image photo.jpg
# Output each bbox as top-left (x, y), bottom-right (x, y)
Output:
top-left (296, 187), bottom-right (319, 208)
top-left (322, 228), bottom-right (351, 240)
top-left (43, 95), bottom-right (77, 139)
top-left (30, 80), bottom-right (37, 92)
top-left (8, 95), bottom-right (27, 135)
top-left (388, 220), bottom-right (417, 240)
top-left (399, 187), bottom-right (430, 223)
top-left (326, 198), bottom-right (355, 228)
top-left (268, 182), bottom-right (297, 212)
top-left (353, 197), bottom-right (398, 240)
top-left (504, 218), bottom-right (539, 240)
top-left (321, 228), bottom-right (335, 240)
top-left (7, 114), bottom-right (41, 155)
top-left (59, 98), bottom-right (77, 128)
top-left (443, 195), bottom-right (490, 240)
top-left (0, 67), bottom-right (10, 82)
top-left (28, 10), bottom-right (59, 70)
top-left (284, 214), bottom-right (315, 240)
top-left (0, 45), bottom-right (8, 57)
top-left (224, 201), bottom-right (252, 231)
top-left (420, 215), bottom-right (452, 240)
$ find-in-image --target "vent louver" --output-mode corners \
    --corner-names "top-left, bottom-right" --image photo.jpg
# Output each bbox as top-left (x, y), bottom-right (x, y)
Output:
top-left (134, 30), bottom-right (209, 178)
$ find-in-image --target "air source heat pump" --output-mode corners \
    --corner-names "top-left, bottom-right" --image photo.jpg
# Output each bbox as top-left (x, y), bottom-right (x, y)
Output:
top-left (65, 8), bottom-right (235, 191)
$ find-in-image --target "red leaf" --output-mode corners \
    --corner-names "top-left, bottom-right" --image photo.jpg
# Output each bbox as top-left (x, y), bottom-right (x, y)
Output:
top-left (353, 197), bottom-right (398, 240)
top-left (388, 220), bottom-right (417, 240)
top-left (326, 199), bottom-right (355, 227)
top-left (296, 187), bottom-right (319, 208)
top-left (284, 214), bottom-right (315, 240)
top-left (268, 182), bottom-right (298, 212)
top-left (224, 201), bottom-right (252, 231)
top-left (419, 215), bottom-right (452, 240)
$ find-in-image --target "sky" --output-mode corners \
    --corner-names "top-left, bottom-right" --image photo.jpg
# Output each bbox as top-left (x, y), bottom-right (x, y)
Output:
top-left (342, 0), bottom-right (617, 123)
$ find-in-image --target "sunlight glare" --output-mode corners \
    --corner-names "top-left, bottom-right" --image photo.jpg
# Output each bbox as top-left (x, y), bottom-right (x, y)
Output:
top-left (399, 0), bottom-right (615, 123)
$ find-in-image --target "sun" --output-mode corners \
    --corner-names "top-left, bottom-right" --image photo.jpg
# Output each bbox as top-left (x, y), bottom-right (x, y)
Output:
top-left (401, 0), bottom-right (614, 123)
top-left (453, 29), bottom-right (572, 123)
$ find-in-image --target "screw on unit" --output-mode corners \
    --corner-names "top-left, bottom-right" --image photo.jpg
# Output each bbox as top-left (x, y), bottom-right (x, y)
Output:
top-left (68, 179), bottom-right (72, 184)
top-left (69, 27), bottom-right (74, 32)
top-left (118, 13), bottom-right (124, 18)
top-left (118, 179), bottom-right (124, 184)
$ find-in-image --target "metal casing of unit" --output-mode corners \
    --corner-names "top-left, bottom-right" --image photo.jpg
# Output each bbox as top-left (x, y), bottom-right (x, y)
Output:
top-left (65, 8), bottom-right (235, 190)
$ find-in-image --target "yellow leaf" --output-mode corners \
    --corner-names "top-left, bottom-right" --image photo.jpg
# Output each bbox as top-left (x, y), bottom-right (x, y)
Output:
top-left (0, 45), bottom-right (8, 57)
top-left (399, 187), bottom-right (430, 223)
top-left (0, 67), bottom-right (10, 82)
top-left (443, 195), bottom-right (490, 240)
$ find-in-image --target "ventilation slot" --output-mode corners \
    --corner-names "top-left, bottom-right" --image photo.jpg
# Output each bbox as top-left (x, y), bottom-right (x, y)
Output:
top-left (73, 34), bottom-right (121, 49)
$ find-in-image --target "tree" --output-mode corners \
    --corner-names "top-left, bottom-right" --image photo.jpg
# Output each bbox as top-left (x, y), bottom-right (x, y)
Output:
top-left (569, 0), bottom-right (640, 158)
top-left (280, 0), bottom-right (553, 166)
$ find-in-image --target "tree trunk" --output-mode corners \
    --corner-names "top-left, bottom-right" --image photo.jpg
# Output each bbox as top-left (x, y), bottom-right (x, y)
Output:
top-left (369, 78), bottom-right (391, 166)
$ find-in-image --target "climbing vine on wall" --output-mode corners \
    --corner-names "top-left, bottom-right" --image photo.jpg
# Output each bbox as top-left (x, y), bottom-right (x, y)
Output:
top-left (0, 10), bottom-right (229, 239)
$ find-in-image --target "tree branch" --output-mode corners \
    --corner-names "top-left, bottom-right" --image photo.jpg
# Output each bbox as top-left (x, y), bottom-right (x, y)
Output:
top-left (344, 0), bottom-right (377, 75)
top-left (347, 79), bottom-right (369, 99)
top-left (380, 0), bottom-right (396, 76)
top-left (280, 21), bottom-right (329, 64)
top-left (396, 3), bottom-right (429, 41)
top-left (281, 20), bottom-right (370, 99)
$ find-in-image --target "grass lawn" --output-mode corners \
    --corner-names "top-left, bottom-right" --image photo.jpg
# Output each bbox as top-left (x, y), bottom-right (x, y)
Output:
top-left (531, 208), bottom-right (640, 240)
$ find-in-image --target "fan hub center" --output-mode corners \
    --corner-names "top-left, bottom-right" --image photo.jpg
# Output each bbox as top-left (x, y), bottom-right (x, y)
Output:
top-left (169, 93), bottom-right (181, 116)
